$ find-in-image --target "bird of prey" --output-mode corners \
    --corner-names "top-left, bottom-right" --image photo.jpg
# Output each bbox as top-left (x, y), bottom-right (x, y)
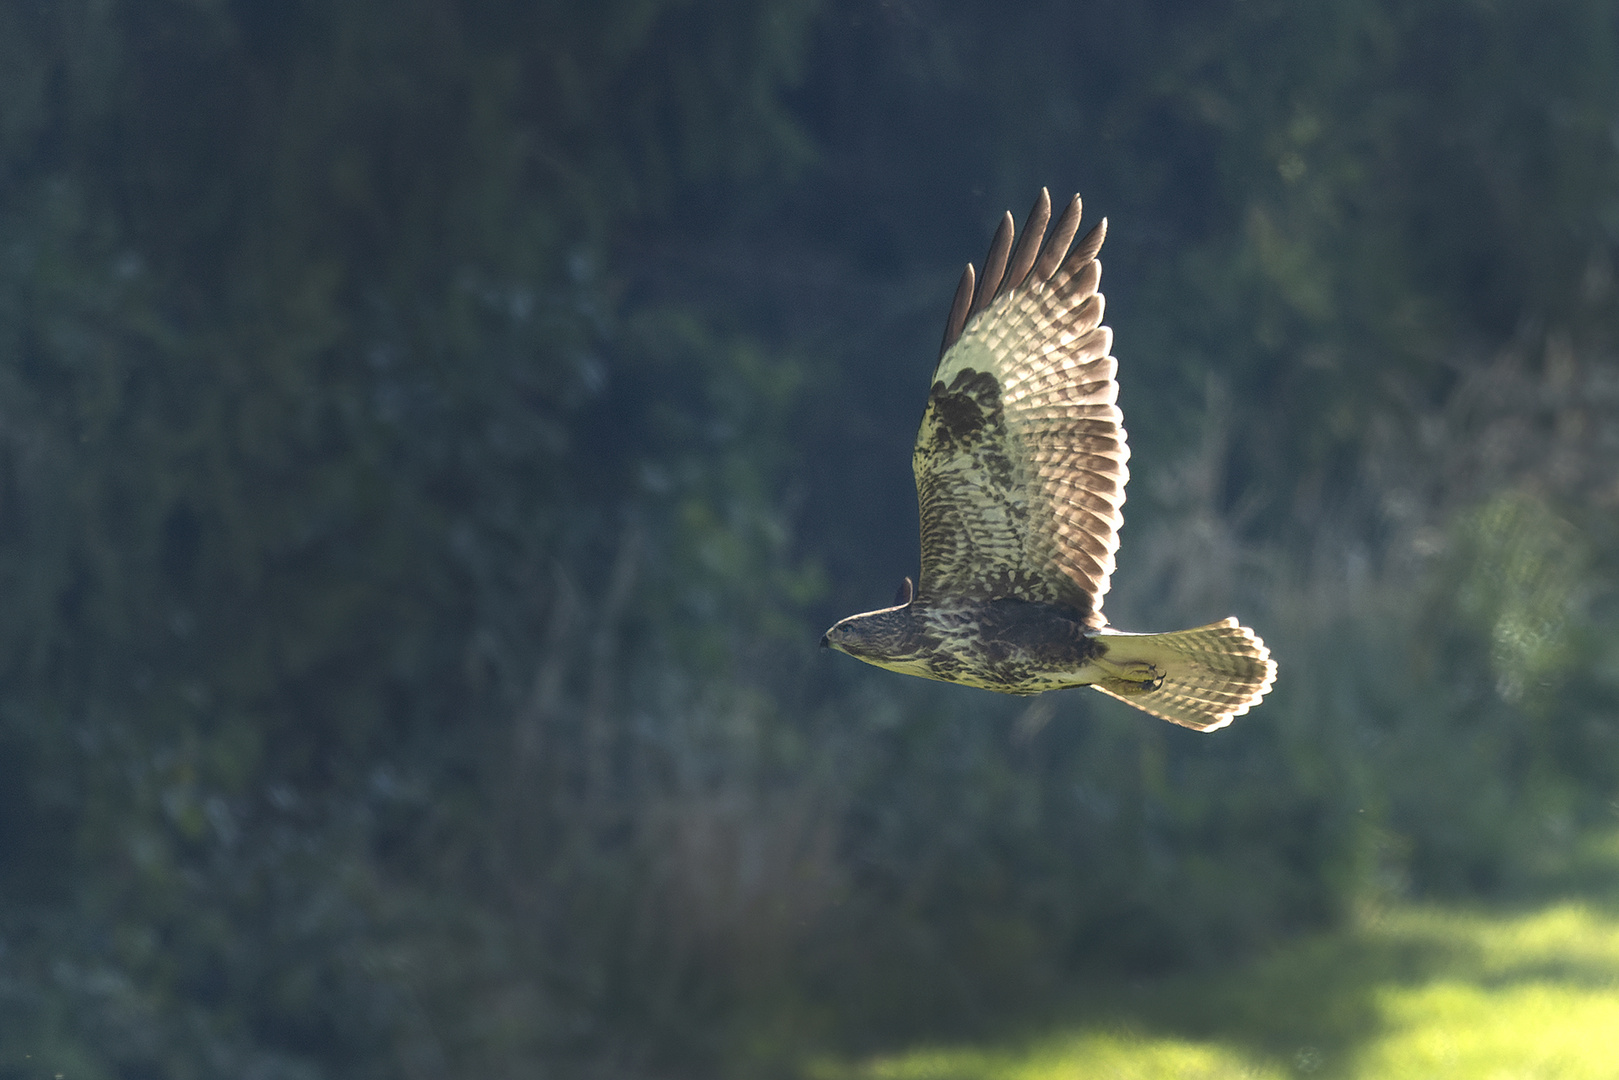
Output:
top-left (822, 189), bottom-right (1275, 731)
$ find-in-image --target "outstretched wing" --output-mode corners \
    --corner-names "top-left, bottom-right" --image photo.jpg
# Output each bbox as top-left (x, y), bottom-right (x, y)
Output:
top-left (914, 189), bottom-right (1128, 627)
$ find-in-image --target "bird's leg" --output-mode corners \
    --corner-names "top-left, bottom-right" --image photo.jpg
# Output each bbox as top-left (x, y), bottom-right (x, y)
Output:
top-left (1094, 658), bottom-right (1164, 696)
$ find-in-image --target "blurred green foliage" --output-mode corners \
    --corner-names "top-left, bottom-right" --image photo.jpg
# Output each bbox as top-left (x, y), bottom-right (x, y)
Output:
top-left (812, 871), bottom-right (1619, 1080)
top-left (2, 0), bottom-right (1619, 1077)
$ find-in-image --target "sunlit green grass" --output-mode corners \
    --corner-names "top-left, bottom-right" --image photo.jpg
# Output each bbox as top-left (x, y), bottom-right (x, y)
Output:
top-left (809, 836), bottom-right (1619, 1080)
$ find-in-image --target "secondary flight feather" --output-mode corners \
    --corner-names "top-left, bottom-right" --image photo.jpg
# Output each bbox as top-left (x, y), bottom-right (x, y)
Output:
top-left (822, 189), bottom-right (1276, 731)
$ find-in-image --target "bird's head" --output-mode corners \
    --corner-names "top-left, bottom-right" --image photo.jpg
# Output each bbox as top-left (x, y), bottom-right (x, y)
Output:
top-left (821, 577), bottom-right (920, 663)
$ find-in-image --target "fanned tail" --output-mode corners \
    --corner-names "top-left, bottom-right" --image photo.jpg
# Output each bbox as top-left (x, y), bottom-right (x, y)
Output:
top-left (1092, 618), bottom-right (1276, 731)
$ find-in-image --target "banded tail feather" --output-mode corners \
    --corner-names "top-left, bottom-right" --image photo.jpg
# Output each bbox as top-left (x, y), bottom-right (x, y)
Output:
top-left (1091, 618), bottom-right (1276, 731)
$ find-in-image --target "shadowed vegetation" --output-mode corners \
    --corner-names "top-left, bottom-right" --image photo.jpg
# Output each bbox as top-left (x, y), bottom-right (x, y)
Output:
top-left (811, 835), bottom-right (1619, 1079)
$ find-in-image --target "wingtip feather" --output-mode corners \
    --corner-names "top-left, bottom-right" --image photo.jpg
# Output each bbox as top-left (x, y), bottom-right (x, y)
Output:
top-left (970, 211), bottom-right (1016, 317)
top-left (940, 263), bottom-right (976, 357)
top-left (1002, 188), bottom-right (1052, 296)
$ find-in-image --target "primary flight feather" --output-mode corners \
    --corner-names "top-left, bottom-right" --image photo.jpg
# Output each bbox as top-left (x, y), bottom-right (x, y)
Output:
top-left (822, 189), bottom-right (1276, 730)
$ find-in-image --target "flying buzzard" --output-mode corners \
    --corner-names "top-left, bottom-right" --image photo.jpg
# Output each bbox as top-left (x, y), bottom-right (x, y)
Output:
top-left (822, 189), bottom-right (1276, 730)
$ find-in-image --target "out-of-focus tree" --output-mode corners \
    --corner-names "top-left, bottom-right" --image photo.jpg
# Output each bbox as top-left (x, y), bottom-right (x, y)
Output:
top-left (0, 0), bottom-right (822, 1074)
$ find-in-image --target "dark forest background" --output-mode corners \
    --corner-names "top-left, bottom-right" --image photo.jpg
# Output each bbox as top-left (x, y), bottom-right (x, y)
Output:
top-left (3, 1), bottom-right (1619, 1076)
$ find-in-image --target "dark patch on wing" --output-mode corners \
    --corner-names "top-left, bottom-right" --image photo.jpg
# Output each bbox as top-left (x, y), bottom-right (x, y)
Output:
top-left (915, 367), bottom-right (1051, 607)
top-left (927, 370), bottom-right (999, 447)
